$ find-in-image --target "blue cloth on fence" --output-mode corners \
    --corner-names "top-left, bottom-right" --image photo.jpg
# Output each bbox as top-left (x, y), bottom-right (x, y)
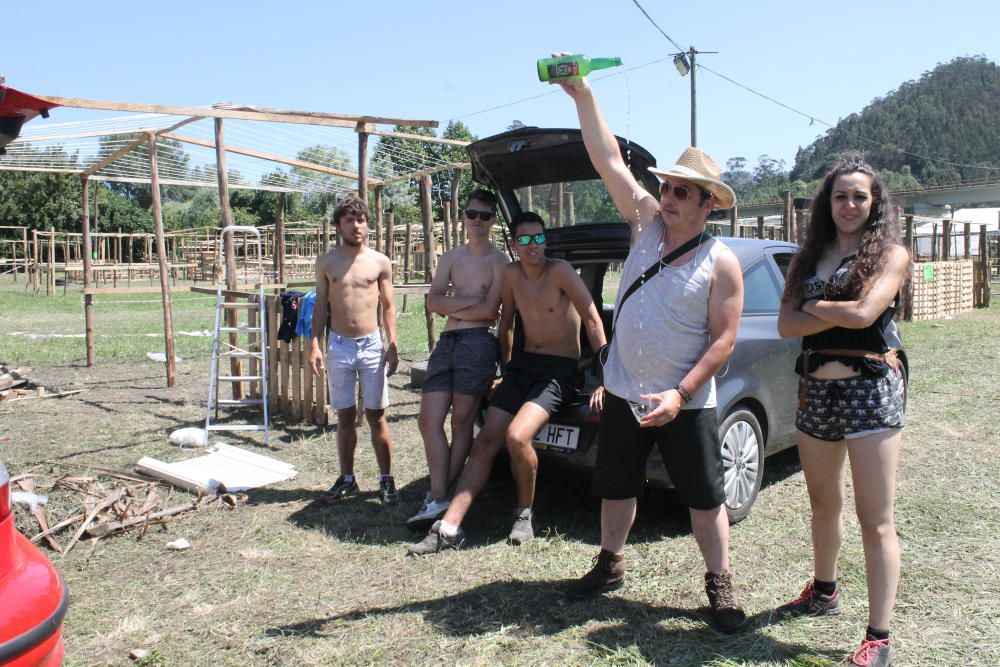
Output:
top-left (295, 290), bottom-right (317, 338)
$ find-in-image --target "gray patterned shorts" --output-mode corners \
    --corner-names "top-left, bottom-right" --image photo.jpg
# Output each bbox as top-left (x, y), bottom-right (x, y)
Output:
top-left (796, 369), bottom-right (905, 441)
top-left (422, 327), bottom-right (499, 396)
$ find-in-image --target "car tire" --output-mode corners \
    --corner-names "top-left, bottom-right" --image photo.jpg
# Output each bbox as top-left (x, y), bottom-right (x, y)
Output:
top-left (718, 407), bottom-right (764, 524)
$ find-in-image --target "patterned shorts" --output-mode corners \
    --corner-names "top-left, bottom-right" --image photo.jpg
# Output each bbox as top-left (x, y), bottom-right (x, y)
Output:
top-left (796, 370), bottom-right (905, 441)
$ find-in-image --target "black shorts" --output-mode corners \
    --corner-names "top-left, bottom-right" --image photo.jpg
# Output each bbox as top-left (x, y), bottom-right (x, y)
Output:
top-left (490, 352), bottom-right (580, 417)
top-left (422, 327), bottom-right (499, 396)
top-left (592, 391), bottom-right (725, 510)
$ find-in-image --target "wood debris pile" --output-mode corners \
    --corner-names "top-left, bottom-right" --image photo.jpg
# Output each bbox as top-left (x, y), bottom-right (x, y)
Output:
top-left (0, 363), bottom-right (83, 401)
top-left (10, 467), bottom-right (245, 557)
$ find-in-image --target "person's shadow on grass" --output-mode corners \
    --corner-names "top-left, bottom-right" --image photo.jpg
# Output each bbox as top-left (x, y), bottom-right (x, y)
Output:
top-left (264, 578), bottom-right (830, 665)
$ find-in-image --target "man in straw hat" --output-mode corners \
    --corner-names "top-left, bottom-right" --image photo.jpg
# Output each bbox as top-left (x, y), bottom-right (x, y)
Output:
top-left (554, 62), bottom-right (748, 633)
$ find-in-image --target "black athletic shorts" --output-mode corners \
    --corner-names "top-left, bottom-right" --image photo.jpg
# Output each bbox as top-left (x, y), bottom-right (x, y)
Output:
top-left (490, 352), bottom-right (580, 417)
top-left (591, 391), bottom-right (725, 510)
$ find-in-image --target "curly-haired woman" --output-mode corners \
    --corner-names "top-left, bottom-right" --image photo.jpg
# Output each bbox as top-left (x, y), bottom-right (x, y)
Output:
top-left (777, 153), bottom-right (910, 667)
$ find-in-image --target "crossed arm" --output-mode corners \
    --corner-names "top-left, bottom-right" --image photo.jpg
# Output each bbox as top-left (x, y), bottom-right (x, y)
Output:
top-left (777, 246), bottom-right (909, 338)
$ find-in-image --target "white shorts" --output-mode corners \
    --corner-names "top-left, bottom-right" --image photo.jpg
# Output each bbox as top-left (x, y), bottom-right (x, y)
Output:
top-left (326, 331), bottom-right (390, 411)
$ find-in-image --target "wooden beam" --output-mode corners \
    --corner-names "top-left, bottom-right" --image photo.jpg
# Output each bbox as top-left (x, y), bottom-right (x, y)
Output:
top-left (31, 94), bottom-right (437, 129)
top-left (161, 132), bottom-right (367, 182)
top-left (82, 133), bottom-right (148, 176)
top-left (379, 161), bottom-right (470, 186)
top-left (365, 128), bottom-right (469, 146)
top-left (216, 103), bottom-right (437, 128)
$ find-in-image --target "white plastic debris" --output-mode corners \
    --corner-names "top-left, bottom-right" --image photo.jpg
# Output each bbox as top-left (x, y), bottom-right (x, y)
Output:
top-left (169, 427), bottom-right (209, 449)
top-left (11, 491), bottom-right (48, 513)
top-left (146, 352), bottom-right (183, 363)
top-left (166, 538), bottom-right (191, 551)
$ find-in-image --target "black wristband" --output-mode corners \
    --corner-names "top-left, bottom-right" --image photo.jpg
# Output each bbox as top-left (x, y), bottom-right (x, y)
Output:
top-left (674, 384), bottom-right (692, 404)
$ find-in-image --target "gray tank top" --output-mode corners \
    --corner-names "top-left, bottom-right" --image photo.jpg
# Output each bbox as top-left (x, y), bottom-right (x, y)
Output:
top-left (603, 218), bottom-right (726, 409)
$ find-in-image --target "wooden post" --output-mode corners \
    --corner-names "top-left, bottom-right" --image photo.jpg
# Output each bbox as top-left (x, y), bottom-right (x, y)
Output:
top-left (275, 192), bottom-right (286, 284)
top-left (31, 230), bottom-right (39, 294)
top-left (781, 190), bottom-right (792, 242)
top-left (964, 222), bottom-right (972, 260)
top-left (981, 224), bottom-right (991, 308)
top-left (46, 228), bottom-right (55, 296)
top-left (357, 122), bottom-right (370, 205)
top-left (729, 205), bottom-right (738, 237)
top-left (385, 210), bottom-right (395, 258)
top-left (451, 168), bottom-right (462, 248)
top-left (81, 177), bottom-right (95, 367)
top-left (566, 190), bottom-right (576, 226)
top-left (905, 215), bottom-right (914, 257)
top-left (403, 222), bottom-right (412, 285)
top-left (756, 215), bottom-right (764, 239)
top-left (931, 223), bottom-right (938, 262)
top-left (441, 202), bottom-right (451, 252)
top-left (322, 216), bottom-right (330, 252)
top-left (374, 186), bottom-right (383, 258)
top-left (214, 118), bottom-right (242, 399)
top-left (555, 182), bottom-right (564, 227)
top-left (942, 219), bottom-right (951, 260)
top-left (794, 209), bottom-right (805, 245)
top-left (148, 133), bottom-right (177, 388)
top-left (420, 176), bottom-right (437, 350)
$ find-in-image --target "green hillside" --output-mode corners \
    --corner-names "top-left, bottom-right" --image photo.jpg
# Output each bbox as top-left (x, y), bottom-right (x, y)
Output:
top-left (790, 56), bottom-right (999, 185)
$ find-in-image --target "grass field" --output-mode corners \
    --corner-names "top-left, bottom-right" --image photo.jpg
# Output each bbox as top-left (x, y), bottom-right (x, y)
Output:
top-left (1, 275), bottom-right (998, 666)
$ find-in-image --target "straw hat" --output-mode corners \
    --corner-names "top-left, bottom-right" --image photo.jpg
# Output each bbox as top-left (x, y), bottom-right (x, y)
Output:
top-left (648, 147), bottom-right (736, 209)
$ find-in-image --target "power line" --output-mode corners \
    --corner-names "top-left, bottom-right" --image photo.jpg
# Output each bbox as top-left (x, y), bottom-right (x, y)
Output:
top-left (628, 0), bottom-right (1000, 173)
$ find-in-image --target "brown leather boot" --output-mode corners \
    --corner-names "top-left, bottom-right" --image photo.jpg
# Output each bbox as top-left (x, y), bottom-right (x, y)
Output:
top-left (566, 549), bottom-right (625, 598)
top-left (704, 571), bottom-right (748, 633)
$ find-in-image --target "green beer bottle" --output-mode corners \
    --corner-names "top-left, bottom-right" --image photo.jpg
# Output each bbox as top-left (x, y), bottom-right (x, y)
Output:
top-left (537, 54), bottom-right (623, 82)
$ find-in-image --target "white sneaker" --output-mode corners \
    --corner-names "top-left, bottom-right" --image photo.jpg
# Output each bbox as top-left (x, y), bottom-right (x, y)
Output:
top-left (406, 498), bottom-right (450, 532)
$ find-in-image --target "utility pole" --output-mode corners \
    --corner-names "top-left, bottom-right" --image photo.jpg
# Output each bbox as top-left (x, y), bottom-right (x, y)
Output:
top-left (689, 47), bottom-right (697, 147)
top-left (674, 47), bottom-right (717, 148)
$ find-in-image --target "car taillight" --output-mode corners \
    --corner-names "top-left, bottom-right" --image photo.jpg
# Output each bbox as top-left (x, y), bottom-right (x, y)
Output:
top-left (0, 461), bottom-right (10, 518)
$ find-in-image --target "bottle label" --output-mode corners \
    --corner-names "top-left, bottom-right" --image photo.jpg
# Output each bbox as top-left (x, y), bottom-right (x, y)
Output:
top-left (547, 61), bottom-right (580, 79)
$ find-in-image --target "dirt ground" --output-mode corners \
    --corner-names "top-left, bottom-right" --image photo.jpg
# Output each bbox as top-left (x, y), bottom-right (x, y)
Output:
top-left (3, 303), bottom-right (1000, 665)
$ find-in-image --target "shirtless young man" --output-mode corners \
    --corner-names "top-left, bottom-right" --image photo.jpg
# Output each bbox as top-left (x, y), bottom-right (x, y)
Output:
top-left (308, 195), bottom-right (400, 505)
top-left (407, 189), bottom-right (511, 531)
top-left (407, 211), bottom-right (607, 554)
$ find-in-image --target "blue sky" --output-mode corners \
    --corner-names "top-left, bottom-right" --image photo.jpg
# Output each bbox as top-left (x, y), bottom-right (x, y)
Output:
top-left (5, 1), bottom-right (998, 173)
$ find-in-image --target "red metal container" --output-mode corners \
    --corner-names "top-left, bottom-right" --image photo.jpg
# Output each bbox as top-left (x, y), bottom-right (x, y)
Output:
top-left (0, 461), bottom-right (68, 666)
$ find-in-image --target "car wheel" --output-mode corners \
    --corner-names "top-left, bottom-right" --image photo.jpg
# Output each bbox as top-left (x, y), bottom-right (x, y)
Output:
top-left (719, 407), bottom-right (764, 524)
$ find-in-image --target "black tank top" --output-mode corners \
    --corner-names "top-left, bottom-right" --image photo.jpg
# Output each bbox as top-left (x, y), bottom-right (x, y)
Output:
top-left (798, 255), bottom-right (900, 376)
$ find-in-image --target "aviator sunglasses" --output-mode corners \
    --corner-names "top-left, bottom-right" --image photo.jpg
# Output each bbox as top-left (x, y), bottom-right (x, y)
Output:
top-left (658, 181), bottom-right (705, 202)
top-left (464, 209), bottom-right (495, 221)
top-left (515, 233), bottom-right (547, 246)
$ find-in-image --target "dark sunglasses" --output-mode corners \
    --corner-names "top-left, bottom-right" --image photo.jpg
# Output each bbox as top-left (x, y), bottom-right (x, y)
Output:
top-left (464, 209), bottom-right (495, 221)
top-left (515, 233), bottom-right (546, 246)
top-left (659, 181), bottom-right (709, 202)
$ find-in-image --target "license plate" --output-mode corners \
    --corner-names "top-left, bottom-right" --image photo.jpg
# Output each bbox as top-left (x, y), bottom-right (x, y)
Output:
top-left (533, 423), bottom-right (580, 451)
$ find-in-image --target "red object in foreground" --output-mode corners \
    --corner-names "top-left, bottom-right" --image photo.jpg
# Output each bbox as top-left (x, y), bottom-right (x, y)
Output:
top-left (0, 84), bottom-right (61, 154)
top-left (0, 461), bottom-right (68, 667)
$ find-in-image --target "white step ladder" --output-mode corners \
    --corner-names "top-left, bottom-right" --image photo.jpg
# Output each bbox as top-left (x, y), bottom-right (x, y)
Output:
top-left (206, 226), bottom-right (270, 445)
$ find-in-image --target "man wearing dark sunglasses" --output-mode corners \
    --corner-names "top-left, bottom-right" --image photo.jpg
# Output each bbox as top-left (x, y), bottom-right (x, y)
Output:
top-left (408, 211), bottom-right (607, 555)
top-left (407, 189), bottom-right (511, 531)
top-left (555, 60), bottom-right (749, 634)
